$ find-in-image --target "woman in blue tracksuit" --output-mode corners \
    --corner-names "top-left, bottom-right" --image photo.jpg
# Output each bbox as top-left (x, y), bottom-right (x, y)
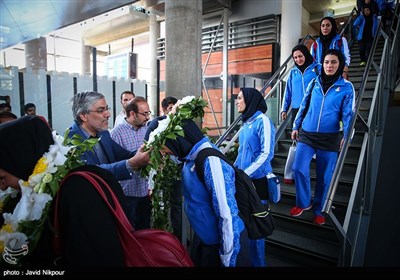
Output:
top-left (162, 119), bottom-right (250, 267)
top-left (376, 0), bottom-right (395, 30)
top-left (353, 5), bottom-right (379, 65)
top-left (310, 16), bottom-right (351, 79)
top-left (281, 44), bottom-right (319, 127)
top-left (234, 87), bottom-right (275, 267)
top-left (290, 49), bottom-right (355, 226)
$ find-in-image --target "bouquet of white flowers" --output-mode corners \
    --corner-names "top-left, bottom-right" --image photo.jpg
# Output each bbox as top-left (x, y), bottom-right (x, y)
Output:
top-left (0, 130), bottom-right (98, 266)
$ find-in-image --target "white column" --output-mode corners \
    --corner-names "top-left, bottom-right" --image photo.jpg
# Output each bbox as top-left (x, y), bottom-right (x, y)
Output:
top-left (165, 0), bottom-right (202, 100)
top-left (280, 0), bottom-right (302, 65)
top-left (148, 11), bottom-right (160, 117)
top-left (81, 43), bottom-right (91, 75)
top-left (25, 37), bottom-right (47, 70)
top-left (222, 8), bottom-right (229, 127)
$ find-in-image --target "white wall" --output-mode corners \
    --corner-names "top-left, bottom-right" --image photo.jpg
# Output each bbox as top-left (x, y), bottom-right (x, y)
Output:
top-left (302, 7), bottom-right (318, 36)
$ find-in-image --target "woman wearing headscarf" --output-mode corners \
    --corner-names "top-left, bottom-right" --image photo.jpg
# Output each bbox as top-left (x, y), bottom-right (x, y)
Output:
top-left (290, 49), bottom-right (355, 226)
top-left (0, 116), bottom-right (133, 266)
top-left (281, 44), bottom-right (319, 127)
top-left (310, 16), bottom-right (351, 79)
top-left (161, 119), bottom-right (250, 267)
top-left (234, 87), bottom-right (276, 267)
top-left (353, 5), bottom-right (379, 66)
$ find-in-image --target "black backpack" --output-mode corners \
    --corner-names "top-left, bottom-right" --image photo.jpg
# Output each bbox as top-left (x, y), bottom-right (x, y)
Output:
top-left (194, 147), bottom-right (275, 239)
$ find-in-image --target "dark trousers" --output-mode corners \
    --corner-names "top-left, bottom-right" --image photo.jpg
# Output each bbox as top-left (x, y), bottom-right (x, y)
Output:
top-left (190, 229), bottom-right (251, 267)
top-left (125, 195), bottom-right (152, 230)
top-left (191, 232), bottom-right (221, 267)
top-left (359, 39), bottom-right (373, 62)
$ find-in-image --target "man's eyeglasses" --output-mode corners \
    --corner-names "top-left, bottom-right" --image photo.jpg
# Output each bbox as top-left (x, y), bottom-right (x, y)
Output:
top-left (90, 106), bottom-right (111, 114)
top-left (137, 111), bottom-right (151, 117)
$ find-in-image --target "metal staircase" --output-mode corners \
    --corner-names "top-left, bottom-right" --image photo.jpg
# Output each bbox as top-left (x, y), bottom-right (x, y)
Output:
top-left (265, 36), bottom-right (385, 268)
top-left (215, 1), bottom-right (400, 266)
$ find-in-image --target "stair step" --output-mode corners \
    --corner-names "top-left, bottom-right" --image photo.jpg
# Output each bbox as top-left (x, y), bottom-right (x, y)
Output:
top-left (279, 182), bottom-right (350, 205)
top-left (263, 33), bottom-right (385, 267)
top-left (276, 138), bottom-right (362, 151)
top-left (266, 242), bottom-right (337, 266)
top-left (349, 75), bottom-right (378, 82)
top-left (271, 199), bottom-right (347, 226)
top-left (266, 228), bottom-right (340, 264)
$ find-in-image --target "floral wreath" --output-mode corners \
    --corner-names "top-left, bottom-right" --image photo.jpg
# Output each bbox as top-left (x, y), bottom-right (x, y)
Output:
top-left (141, 95), bottom-right (208, 230)
top-left (0, 130), bottom-right (98, 266)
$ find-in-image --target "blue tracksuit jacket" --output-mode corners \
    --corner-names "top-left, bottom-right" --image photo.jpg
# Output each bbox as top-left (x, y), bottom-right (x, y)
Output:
top-left (182, 137), bottom-right (245, 267)
top-left (281, 62), bottom-right (319, 113)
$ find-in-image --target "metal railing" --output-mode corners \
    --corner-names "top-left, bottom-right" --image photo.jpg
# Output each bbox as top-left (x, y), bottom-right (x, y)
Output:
top-left (215, 33), bottom-right (316, 151)
top-left (215, 7), bottom-right (359, 151)
top-left (211, 5), bottom-right (398, 266)
top-left (205, 3), bottom-right (400, 266)
top-left (157, 14), bottom-right (278, 60)
top-left (323, 1), bottom-right (400, 266)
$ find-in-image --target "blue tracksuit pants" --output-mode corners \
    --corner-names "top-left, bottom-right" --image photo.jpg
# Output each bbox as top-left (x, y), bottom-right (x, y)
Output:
top-left (292, 142), bottom-right (338, 216)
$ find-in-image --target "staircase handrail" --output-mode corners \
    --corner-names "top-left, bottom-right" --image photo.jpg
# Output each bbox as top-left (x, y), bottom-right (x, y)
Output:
top-left (322, 0), bottom-right (400, 263)
top-left (215, 6), bottom-right (359, 149)
top-left (323, 14), bottom-right (384, 218)
top-left (341, 7), bottom-right (358, 35)
top-left (215, 33), bottom-right (317, 147)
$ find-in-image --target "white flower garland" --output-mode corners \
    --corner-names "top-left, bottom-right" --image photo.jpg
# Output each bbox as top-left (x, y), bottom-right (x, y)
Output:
top-left (146, 95), bottom-right (196, 147)
top-left (141, 95), bottom-right (207, 230)
top-left (0, 130), bottom-right (95, 265)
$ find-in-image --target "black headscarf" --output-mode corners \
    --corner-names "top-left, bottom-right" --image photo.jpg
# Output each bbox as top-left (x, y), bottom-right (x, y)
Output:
top-left (0, 116), bottom-right (53, 181)
top-left (319, 17), bottom-right (338, 60)
top-left (240, 87), bottom-right (267, 122)
top-left (363, 6), bottom-right (374, 41)
top-left (164, 119), bottom-right (205, 159)
top-left (292, 44), bottom-right (314, 73)
top-left (321, 49), bottom-right (345, 93)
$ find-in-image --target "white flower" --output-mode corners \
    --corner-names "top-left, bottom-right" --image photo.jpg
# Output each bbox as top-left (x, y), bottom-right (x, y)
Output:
top-left (52, 131), bottom-right (73, 156)
top-left (52, 150), bottom-right (68, 166)
top-left (28, 173), bottom-right (45, 187)
top-left (147, 116), bottom-right (171, 146)
top-left (0, 187), bottom-right (18, 201)
top-left (169, 95), bottom-right (196, 115)
top-left (0, 130), bottom-right (93, 265)
top-left (180, 95), bottom-right (195, 105)
top-left (148, 169), bottom-right (157, 191)
top-left (3, 186), bottom-right (52, 224)
top-left (0, 230), bottom-right (28, 251)
top-left (40, 132), bottom-right (71, 169)
top-left (158, 190), bottom-right (164, 210)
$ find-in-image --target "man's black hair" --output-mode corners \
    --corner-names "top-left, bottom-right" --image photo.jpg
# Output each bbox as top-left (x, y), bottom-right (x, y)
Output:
top-left (23, 103), bottom-right (36, 113)
top-left (161, 96), bottom-right (178, 109)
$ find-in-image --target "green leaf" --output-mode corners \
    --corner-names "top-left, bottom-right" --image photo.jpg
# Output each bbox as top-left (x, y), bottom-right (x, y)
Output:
top-left (165, 133), bottom-right (177, 140)
top-left (86, 138), bottom-right (100, 145)
top-left (48, 180), bottom-right (59, 197)
top-left (71, 139), bottom-right (82, 146)
top-left (176, 130), bottom-right (185, 137)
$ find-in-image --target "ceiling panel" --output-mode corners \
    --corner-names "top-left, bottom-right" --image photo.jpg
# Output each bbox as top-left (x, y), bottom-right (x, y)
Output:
top-left (0, 0), bottom-right (356, 51)
top-left (0, 0), bottom-right (138, 50)
top-left (303, 0), bottom-right (355, 14)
